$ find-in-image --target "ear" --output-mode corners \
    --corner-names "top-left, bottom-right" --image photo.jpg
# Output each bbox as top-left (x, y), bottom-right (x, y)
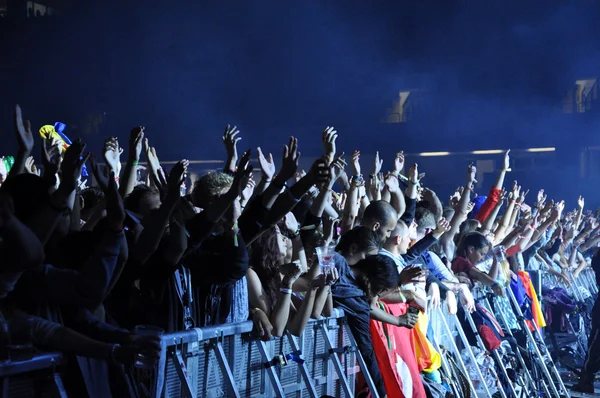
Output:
top-left (349, 242), bottom-right (358, 257)
top-left (467, 246), bottom-right (475, 255)
top-left (372, 222), bottom-right (381, 232)
top-left (393, 236), bottom-right (401, 245)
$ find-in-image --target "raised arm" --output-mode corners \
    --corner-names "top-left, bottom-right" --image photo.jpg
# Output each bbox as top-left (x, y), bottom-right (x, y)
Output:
top-left (119, 126), bottom-right (144, 198)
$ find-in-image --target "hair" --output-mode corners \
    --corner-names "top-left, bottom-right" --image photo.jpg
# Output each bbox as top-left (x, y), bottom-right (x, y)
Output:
top-left (389, 219), bottom-right (408, 239)
top-left (415, 207), bottom-right (436, 234)
top-left (124, 185), bottom-right (160, 214)
top-left (456, 231), bottom-right (490, 259)
top-left (363, 201), bottom-right (398, 227)
top-left (191, 172), bottom-right (233, 207)
top-left (454, 219), bottom-right (482, 245)
top-left (442, 206), bottom-right (455, 221)
top-left (250, 226), bottom-right (286, 311)
top-left (80, 187), bottom-right (105, 220)
top-left (353, 254), bottom-right (399, 299)
top-left (335, 226), bottom-right (380, 258)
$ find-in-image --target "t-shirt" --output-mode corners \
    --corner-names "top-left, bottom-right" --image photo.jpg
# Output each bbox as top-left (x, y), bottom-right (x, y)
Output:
top-left (452, 256), bottom-right (474, 275)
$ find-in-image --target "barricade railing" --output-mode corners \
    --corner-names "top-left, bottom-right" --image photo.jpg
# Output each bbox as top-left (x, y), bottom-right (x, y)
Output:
top-left (137, 309), bottom-right (362, 398)
top-left (0, 352), bottom-right (66, 398)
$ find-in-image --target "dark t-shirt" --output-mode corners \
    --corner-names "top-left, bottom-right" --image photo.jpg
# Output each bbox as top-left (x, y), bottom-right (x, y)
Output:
top-left (330, 253), bottom-right (386, 397)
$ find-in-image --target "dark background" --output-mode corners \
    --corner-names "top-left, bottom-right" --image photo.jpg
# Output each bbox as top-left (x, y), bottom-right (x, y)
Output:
top-left (1, 0), bottom-right (600, 206)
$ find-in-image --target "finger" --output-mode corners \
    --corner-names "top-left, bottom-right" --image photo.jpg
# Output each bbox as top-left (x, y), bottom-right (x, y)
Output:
top-left (268, 153), bottom-right (274, 163)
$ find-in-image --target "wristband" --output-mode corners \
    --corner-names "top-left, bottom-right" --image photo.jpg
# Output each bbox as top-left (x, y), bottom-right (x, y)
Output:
top-left (290, 229), bottom-right (301, 239)
top-left (131, 160), bottom-right (139, 167)
top-left (279, 288), bottom-right (292, 295)
top-left (397, 287), bottom-right (406, 302)
top-left (115, 177), bottom-right (119, 183)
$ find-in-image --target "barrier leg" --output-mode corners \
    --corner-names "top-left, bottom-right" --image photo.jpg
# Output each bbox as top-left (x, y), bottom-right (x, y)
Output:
top-left (171, 349), bottom-right (196, 398)
top-left (318, 321), bottom-right (353, 397)
top-left (340, 322), bottom-right (380, 398)
top-left (213, 341), bottom-right (241, 398)
top-left (434, 307), bottom-right (479, 397)
top-left (53, 373), bottom-right (68, 398)
top-left (284, 332), bottom-right (318, 398)
top-left (484, 296), bottom-right (536, 396)
top-left (506, 288), bottom-right (568, 398)
top-left (256, 340), bottom-right (286, 398)
top-left (461, 301), bottom-right (517, 398)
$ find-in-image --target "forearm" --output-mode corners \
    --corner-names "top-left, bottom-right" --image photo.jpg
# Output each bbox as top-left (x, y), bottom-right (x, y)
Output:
top-left (119, 160), bottom-right (138, 198)
top-left (288, 288), bottom-right (317, 336)
top-left (369, 305), bottom-right (400, 326)
top-left (132, 193), bottom-right (179, 263)
top-left (311, 286), bottom-right (331, 319)
top-left (480, 202), bottom-right (503, 235)
top-left (291, 236), bottom-right (307, 271)
top-left (270, 291), bottom-right (293, 337)
top-left (43, 326), bottom-right (114, 360)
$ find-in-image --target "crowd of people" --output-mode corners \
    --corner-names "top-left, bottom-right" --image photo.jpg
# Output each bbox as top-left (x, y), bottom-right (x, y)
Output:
top-left (0, 104), bottom-right (598, 397)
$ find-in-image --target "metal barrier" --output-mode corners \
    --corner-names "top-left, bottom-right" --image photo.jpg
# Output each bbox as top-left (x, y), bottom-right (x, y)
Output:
top-left (143, 309), bottom-right (360, 398)
top-left (0, 352), bottom-right (66, 398)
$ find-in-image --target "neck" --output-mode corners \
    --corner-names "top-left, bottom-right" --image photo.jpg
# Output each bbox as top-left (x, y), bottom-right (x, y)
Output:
top-left (383, 244), bottom-right (400, 257)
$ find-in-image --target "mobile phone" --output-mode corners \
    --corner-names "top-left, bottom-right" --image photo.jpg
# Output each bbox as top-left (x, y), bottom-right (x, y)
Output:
top-left (407, 306), bottom-right (420, 315)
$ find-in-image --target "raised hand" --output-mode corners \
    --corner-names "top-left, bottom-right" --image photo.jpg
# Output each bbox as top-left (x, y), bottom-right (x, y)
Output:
top-left (231, 150), bottom-right (254, 197)
top-left (511, 181), bottom-right (521, 198)
top-left (467, 163), bottom-right (477, 186)
top-left (90, 153), bottom-right (110, 193)
top-left (167, 160), bottom-right (189, 197)
top-left (284, 212), bottom-right (299, 235)
top-left (103, 137), bottom-right (123, 174)
top-left (306, 157), bottom-right (329, 187)
top-left (241, 176), bottom-right (256, 202)
top-left (128, 126), bottom-right (145, 161)
top-left (143, 138), bottom-right (162, 174)
top-left (518, 189), bottom-right (529, 204)
top-left (279, 137), bottom-right (300, 181)
top-left (41, 137), bottom-right (62, 174)
top-left (351, 150), bottom-right (361, 176)
top-left (408, 163), bottom-right (419, 183)
top-left (322, 126), bottom-right (337, 162)
top-left (536, 189), bottom-right (547, 207)
top-left (61, 139), bottom-right (90, 192)
top-left (222, 125), bottom-right (241, 163)
top-left (578, 196), bottom-right (585, 209)
top-left (24, 156), bottom-right (39, 176)
top-left (372, 151), bottom-right (383, 176)
top-left (256, 147), bottom-right (276, 181)
top-left (384, 173), bottom-right (400, 193)
top-left (433, 217), bottom-right (451, 237)
top-left (14, 105), bottom-right (34, 154)
top-left (393, 151), bottom-right (405, 174)
top-left (281, 261), bottom-right (303, 287)
top-left (329, 153), bottom-right (347, 185)
top-left (105, 171), bottom-right (126, 231)
top-left (502, 149), bottom-right (511, 171)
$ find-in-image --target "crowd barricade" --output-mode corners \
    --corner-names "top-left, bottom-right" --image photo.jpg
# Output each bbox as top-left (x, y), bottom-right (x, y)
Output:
top-left (0, 352), bottom-right (66, 397)
top-left (133, 309), bottom-right (368, 398)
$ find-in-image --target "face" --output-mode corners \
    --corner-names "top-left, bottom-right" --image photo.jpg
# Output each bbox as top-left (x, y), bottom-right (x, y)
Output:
top-left (468, 246), bottom-right (489, 264)
top-left (139, 192), bottom-right (161, 217)
top-left (274, 226), bottom-right (289, 260)
top-left (398, 234), bottom-right (411, 254)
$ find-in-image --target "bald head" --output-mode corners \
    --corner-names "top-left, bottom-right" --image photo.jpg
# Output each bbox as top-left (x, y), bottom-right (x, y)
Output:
top-left (363, 201), bottom-right (398, 245)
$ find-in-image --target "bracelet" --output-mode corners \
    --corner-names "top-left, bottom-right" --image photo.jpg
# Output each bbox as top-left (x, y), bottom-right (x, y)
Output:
top-left (279, 288), bottom-right (292, 294)
top-left (262, 177), bottom-right (272, 183)
top-left (397, 287), bottom-right (406, 302)
top-left (115, 177), bottom-right (120, 183)
top-left (290, 229), bottom-right (301, 239)
top-left (251, 308), bottom-right (263, 315)
top-left (344, 184), bottom-right (351, 191)
top-left (131, 160), bottom-right (139, 166)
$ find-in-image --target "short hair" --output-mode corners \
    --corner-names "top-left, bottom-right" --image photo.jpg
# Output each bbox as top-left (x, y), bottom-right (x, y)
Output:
top-left (363, 201), bottom-right (398, 226)
top-left (124, 185), bottom-right (160, 213)
top-left (353, 254), bottom-right (399, 299)
top-left (80, 187), bottom-right (105, 210)
top-left (442, 206), bottom-right (455, 221)
top-left (192, 172), bottom-right (233, 206)
top-left (389, 219), bottom-right (408, 239)
top-left (415, 207), bottom-right (436, 233)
